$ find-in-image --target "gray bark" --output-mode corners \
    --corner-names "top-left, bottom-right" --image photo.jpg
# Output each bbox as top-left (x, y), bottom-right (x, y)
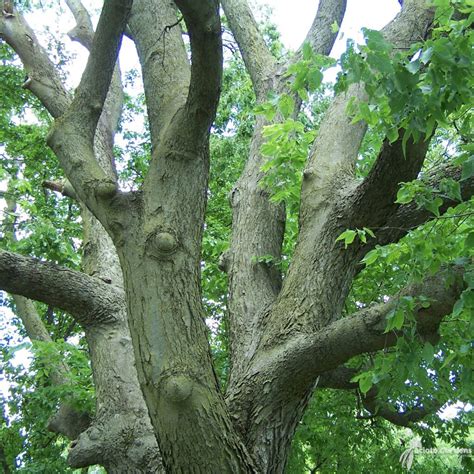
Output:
top-left (0, 3), bottom-right (162, 472)
top-left (0, 0), bottom-right (471, 473)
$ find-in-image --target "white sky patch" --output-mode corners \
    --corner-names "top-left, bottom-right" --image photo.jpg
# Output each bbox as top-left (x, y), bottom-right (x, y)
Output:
top-left (252, 0), bottom-right (400, 52)
top-left (440, 402), bottom-right (473, 420)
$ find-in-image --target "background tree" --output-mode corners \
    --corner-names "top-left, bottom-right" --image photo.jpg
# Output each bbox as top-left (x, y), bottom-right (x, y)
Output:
top-left (0, 0), bottom-right (473, 472)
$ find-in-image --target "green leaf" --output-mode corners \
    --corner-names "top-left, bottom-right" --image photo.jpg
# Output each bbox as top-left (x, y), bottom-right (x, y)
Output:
top-left (422, 342), bottom-right (435, 363)
top-left (452, 298), bottom-right (464, 317)
top-left (423, 196), bottom-right (443, 216)
top-left (357, 229), bottom-right (367, 244)
top-left (359, 376), bottom-right (373, 395)
top-left (392, 309), bottom-right (405, 330)
top-left (307, 67), bottom-right (323, 91)
top-left (420, 46), bottom-right (434, 64)
top-left (351, 372), bottom-right (374, 395)
top-left (362, 249), bottom-right (379, 266)
top-left (384, 307), bottom-right (405, 333)
top-left (386, 127), bottom-right (399, 143)
top-left (362, 28), bottom-right (392, 53)
top-left (254, 102), bottom-right (276, 121)
top-left (441, 352), bottom-right (456, 369)
top-left (302, 42), bottom-right (312, 61)
top-left (278, 94), bottom-right (295, 119)
top-left (461, 155), bottom-right (474, 180)
top-left (363, 227), bottom-right (375, 238)
top-left (465, 232), bottom-right (474, 252)
top-left (406, 59), bottom-right (420, 74)
top-left (336, 229), bottom-right (357, 248)
top-left (331, 21), bottom-right (339, 33)
top-left (401, 129), bottom-right (411, 157)
top-left (396, 185), bottom-right (414, 204)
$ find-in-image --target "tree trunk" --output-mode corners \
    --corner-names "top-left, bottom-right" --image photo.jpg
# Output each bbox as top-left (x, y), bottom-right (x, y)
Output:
top-left (1, 0), bottom-right (471, 472)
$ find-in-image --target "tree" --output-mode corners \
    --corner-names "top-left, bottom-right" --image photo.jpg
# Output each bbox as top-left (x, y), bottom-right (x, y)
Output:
top-left (0, 0), bottom-right (473, 472)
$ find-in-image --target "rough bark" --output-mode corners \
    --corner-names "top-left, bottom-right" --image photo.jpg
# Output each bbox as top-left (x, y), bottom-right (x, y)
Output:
top-left (222, 0), bottom-right (347, 388)
top-left (0, 0), bottom-right (471, 473)
top-left (1, 3), bottom-right (162, 472)
top-left (223, 2), bottom-right (438, 471)
top-left (113, 2), bottom-right (257, 471)
top-left (128, 0), bottom-right (190, 150)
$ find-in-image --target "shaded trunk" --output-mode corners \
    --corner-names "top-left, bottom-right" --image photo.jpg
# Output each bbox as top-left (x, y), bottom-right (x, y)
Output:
top-left (68, 208), bottom-right (162, 472)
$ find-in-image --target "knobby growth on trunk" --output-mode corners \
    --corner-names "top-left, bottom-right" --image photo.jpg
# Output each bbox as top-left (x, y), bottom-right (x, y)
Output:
top-left (0, 0), bottom-right (472, 472)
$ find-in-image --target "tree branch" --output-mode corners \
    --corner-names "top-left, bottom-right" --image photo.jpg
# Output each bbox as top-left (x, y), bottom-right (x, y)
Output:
top-left (64, 0), bottom-right (124, 179)
top-left (0, 8), bottom-right (71, 118)
top-left (127, 0), bottom-right (190, 149)
top-left (226, 264), bottom-right (464, 458)
top-left (361, 388), bottom-right (442, 427)
top-left (170, 0), bottom-right (222, 146)
top-left (64, 0), bottom-right (94, 49)
top-left (47, 0), bottom-right (132, 207)
top-left (254, 0), bottom-right (437, 345)
top-left (62, 0), bottom-right (131, 141)
top-left (12, 295), bottom-right (93, 439)
top-left (0, 250), bottom-right (123, 327)
top-left (300, 0), bottom-right (435, 224)
top-left (377, 163), bottom-right (474, 247)
top-left (3, 196), bottom-right (92, 440)
top-left (313, 264), bottom-right (465, 370)
top-left (221, 0), bottom-right (276, 98)
top-left (296, 0), bottom-right (347, 58)
top-left (43, 179), bottom-right (77, 199)
top-left (349, 135), bottom-right (431, 229)
top-left (318, 365), bottom-right (358, 390)
top-left (318, 366), bottom-right (442, 427)
top-left (224, 0), bottom-right (347, 383)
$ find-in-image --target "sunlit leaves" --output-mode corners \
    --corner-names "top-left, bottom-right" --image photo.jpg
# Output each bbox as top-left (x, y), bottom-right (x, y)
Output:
top-left (336, 1), bottom-right (474, 155)
top-left (286, 44), bottom-right (335, 98)
top-left (351, 371), bottom-right (374, 395)
top-left (336, 227), bottom-right (375, 248)
top-left (259, 119), bottom-right (315, 211)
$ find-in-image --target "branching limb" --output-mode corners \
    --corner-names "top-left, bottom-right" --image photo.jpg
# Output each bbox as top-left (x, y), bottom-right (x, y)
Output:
top-left (12, 295), bottom-right (93, 439)
top-left (300, 0), bottom-right (435, 222)
top-left (0, 9), bottom-right (71, 118)
top-left (296, 0), bottom-right (347, 58)
top-left (313, 265), bottom-right (465, 370)
top-left (169, 0), bottom-right (222, 146)
top-left (43, 179), bottom-right (77, 199)
top-left (1, 2), bottom-right (128, 208)
top-left (143, 0), bottom-right (222, 195)
top-left (377, 163), bottom-right (474, 247)
top-left (0, 249), bottom-right (123, 327)
top-left (128, 0), bottom-right (190, 148)
top-left (140, 0), bottom-right (222, 266)
top-left (64, 0), bottom-right (94, 49)
top-left (221, 0), bottom-right (276, 98)
top-left (360, 388), bottom-right (442, 427)
top-left (257, 0), bottom-right (437, 342)
top-left (226, 264), bottom-right (464, 464)
top-left (224, 0), bottom-right (348, 382)
top-left (3, 197), bottom-right (92, 440)
top-left (60, 0), bottom-right (131, 142)
top-left (319, 366), bottom-right (442, 427)
top-left (47, 0), bottom-right (132, 209)
top-left (64, 0), bottom-right (125, 178)
top-left (318, 365), bottom-right (358, 390)
top-left (349, 135), bottom-right (431, 229)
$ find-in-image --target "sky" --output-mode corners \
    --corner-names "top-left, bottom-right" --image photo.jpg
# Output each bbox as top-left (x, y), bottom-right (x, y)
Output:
top-left (252, 0), bottom-right (401, 52)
